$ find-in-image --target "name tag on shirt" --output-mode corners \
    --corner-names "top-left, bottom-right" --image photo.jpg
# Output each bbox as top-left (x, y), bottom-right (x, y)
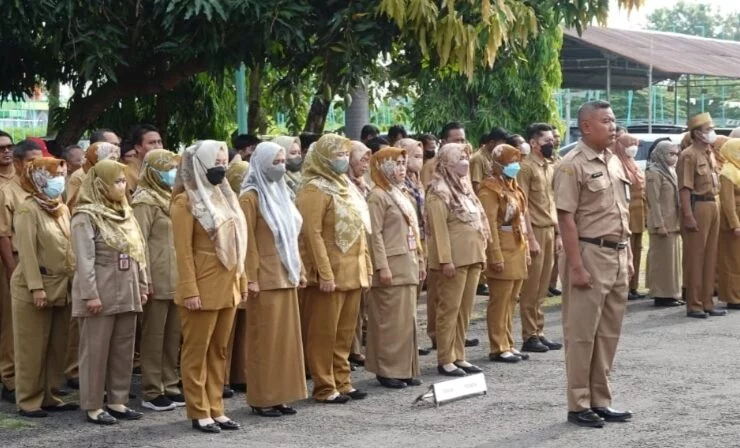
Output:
top-left (118, 253), bottom-right (130, 271)
top-left (624, 181), bottom-right (631, 202)
top-left (712, 172), bottom-right (719, 189)
top-left (407, 227), bottom-right (417, 251)
top-left (590, 172), bottom-right (604, 179)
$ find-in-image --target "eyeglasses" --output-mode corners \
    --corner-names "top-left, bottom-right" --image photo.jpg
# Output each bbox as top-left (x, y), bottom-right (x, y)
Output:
top-left (0, 144), bottom-right (13, 152)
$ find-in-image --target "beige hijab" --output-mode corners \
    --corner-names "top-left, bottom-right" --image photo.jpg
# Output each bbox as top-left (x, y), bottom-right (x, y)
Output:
top-left (179, 140), bottom-right (247, 274)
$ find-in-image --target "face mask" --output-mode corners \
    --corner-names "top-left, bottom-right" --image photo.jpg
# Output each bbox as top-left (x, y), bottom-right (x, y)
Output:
top-left (286, 157), bottom-right (303, 173)
top-left (265, 164), bottom-right (286, 182)
top-left (424, 150), bottom-right (436, 160)
top-left (519, 143), bottom-right (531, 156)
top-left (407, 157), bottom-right (423, 173)
top-left (453, 160), bottom-right (469, 177)
top-left (330, 158), bottom-right (349, 174)
top-left (158, 168), bottom-right (177, 187)
top-left (703, 131), bottom-right (718, 144)
top-left (43, 176), bottom-right (66, 199)
top-left (540, 143), bottom-right (554, 159)
top-left (503, 162), bottom-right (521, 179)
top-left (205, 166), bottom-right (226, 186)
top-left (625, 145), bottom-right (638, 158)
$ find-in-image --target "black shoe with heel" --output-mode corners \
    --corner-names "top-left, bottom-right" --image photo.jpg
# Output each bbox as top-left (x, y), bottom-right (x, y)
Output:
top-left (377, 376), bottom-right (407, 389)
top-left (273, 404), bottom-right (297, 415)
top-left (192, 419), bottom-right (221, 433)
top-left (216, 418), bottom-right (241, 430)
top-left (251, 406), bottom-right (282, 417)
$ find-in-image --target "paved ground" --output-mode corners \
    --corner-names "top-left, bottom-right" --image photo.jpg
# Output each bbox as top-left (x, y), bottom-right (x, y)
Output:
top-left (2, 293), bottom-right (739, 448)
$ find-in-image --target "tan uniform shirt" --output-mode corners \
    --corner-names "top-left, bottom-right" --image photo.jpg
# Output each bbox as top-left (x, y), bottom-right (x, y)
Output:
top-left (421, 159), bottom-right (437, 188)
top-left (12, 199), bottom-right (75, 304)
top-left (425, 193), bottom-right (487, 269)
top-left (171, 193), bottom-right (247, 309)
top-left (70, 213), bottom-right (146, 317)
top-left (367, 187), bottom-right (421, 287)
top-left (296, 185), bottom-right (371, 291)
top-left (0, 176), bottom-right (31, 250)
top-left (719, 176), bottom-right (740, 230)
top-left (133, 203), bottom-right (177, 300)
top-left (518, 154), bottom-right (557, 228)
top-left (677, 144), bottom-right (720, 196)
top-left (478, 186), bottom-right (528, 280)
top-left (469, 151), bottom-right (487, 186)
top-left (628, 181), bottom-right (647, 234)
top-left (553, 142), bottom-right (630, 240)
top-left (65, 168), bottom-right (86, 210)
top-left (645, 170), bottom-right (680, 233)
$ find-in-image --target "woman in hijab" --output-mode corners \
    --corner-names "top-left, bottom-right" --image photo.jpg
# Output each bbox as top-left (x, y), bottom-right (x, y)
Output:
top-left (426, 143), bottom-right (489, 377)
top-left (614, 134), bottom-right (647, 300)
top-left (171, 140), bottom-right (248, 433)
top-left (12, 158), bottom-right (78, 417)
top-left (131, 150), bottom-right (184, 412)
top-left (479, 145), bottom-right (530, 363)
top-left (365, 147), bottom-right (424, 388)
top-left (645, 140), bottom-right (683, 307)
top-left (239, 142), bottom-right (308, 416)
top-left (66, 142), bottom-right (120, 209)
top-left (712, 135), bottom-right (730, 169)
top-left (71, 159), bottom-right (148, 425)
top-left (226, 160), bottom-right (250, 194)
top-left (296, 134), bottom-right (371, 404)
top-left (272, 136), bottom-right (303, 200)
top-left (718, 139), bottom-right (740, 309)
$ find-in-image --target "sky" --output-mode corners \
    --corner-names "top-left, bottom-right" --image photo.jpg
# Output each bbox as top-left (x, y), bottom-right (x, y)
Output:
top-left (607, 0), bottom-right (739, 29)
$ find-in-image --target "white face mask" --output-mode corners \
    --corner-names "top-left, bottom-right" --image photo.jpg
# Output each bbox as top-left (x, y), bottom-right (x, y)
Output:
top-left (703, 131), bottom-right (718, 144)
top-left (625, 145), bottom-right (638, 158)
top-left (519, 143), bottom-right (531, 156)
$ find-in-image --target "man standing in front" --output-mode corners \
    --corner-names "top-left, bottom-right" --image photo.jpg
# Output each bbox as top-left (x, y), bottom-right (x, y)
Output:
top-left (553, 101), bottom-right (633, 428)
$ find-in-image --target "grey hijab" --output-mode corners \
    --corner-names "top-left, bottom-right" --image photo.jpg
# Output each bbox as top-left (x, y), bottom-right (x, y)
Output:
top-left (647, 140), bottom-right (679, 208)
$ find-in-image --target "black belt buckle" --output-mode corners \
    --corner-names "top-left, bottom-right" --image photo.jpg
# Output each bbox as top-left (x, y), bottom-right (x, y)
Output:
top-left (615, 242), bottom-right (628, 250)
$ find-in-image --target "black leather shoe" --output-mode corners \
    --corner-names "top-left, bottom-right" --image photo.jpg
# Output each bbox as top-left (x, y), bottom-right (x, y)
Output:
top-left (66, 377), bottom-right (80, 390)
top-left (348, 354), bottom-right (366, 366)
top-left (273, 404), bottom-right (297, 415)
top-left (1, 387), bottom-right (15, 403)
top-left (592, 407), bottom-right (632, 422)
top-left (377, 376), bottom-right (407, 389)
top-left (686, 311), bottom-right (708, 319)
top-left (476, 284), bottom-right (489, 295)
top-left (402, 378), bottom-right (422, 386)
top-left (629, 289), bottom-right (646, 300)
top-left (548, 287), bottom-right (562, 296)
top-left (654, 297), bottom-right (682, 307)
top-left (19, 409), bottom-right (48, 418)
top-left (346, 389), bottom-right (368, 400)
top-left (464, 338), bottom-right (479, 347)
top-left (511, 349), bottom-right (530, 361)
top-left (567, 409), bottom-right (605, 428)
top-left (454, 362), bottom-right (482, 374)
top-left (251, 406), bottom-right (282, 417)
top-left (418, 348), bottom-right (431, 356)
top-left (437, 365), bottom-right (467, 377)
top-left (231, 383), bottom-right (247, 393)
top-left (87, 411), bottom-right (117, 425)
top-left (727, 303), bottom-right (740, 310)
top-left (106, 407), bottom-right (143, 420)
top-left (317, 395), bottom-right (350, 404)
top-left (706, 309), bottom-right (728, 316)
top-left (489, 352), bottom-right (521, 363)
top-left (539, 336), bottom-right (563, 350)
top-left (521, 336), bottom-right (549, 353)
top-left (223, 386), bottom-right (235, 398)
top-left (192, 419), bottom-right (221, 433)
top-left (42, 402), bottom-right (79, 412)
top-left (216, 419), bottom-right (241, 430)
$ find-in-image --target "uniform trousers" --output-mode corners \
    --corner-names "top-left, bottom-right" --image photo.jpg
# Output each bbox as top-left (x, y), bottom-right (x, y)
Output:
top-left (682, 201), bottom-right (719, 313)
top-left (519, 226), bottom-right (555, 340)
top-left (425, 269), bottom-right (440, 343)
top-left (435, 264), bottom-right (481, 365)
top-left (0, 260), bottom-right (15, 391)
top-left (487, 279), bottom-right (524, 355)
top-left (140, 299), bottom-right (181, 401)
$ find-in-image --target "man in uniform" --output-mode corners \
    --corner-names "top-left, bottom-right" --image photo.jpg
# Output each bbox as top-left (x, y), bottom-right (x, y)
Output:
top-left (548, 125), bottom-right (563, 296)
top-left (518, 123), bottom-right (563, 354)
top-left (554, 101), bottom-right (633, 428)
top-left (0, 138), bottom-right (43, 402)
top-left (678, 112), bottom-right (726, 319)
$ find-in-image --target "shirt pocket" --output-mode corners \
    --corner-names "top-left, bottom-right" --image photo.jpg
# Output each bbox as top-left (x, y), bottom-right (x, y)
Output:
top-left (585, 176), bottom-right (609, 192)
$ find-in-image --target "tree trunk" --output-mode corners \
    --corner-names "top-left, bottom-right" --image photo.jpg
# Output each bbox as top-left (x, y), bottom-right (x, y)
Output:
top-left (247, 64), bottom-right (262, 135)
top-left (46, 81), bottom-right (60, 137)
top-left (344, 85), bottom-right (369, 140)
top-left (154, 94), bottom-right (168, 148)
top-left (304, 95), bottom-right (330, 134)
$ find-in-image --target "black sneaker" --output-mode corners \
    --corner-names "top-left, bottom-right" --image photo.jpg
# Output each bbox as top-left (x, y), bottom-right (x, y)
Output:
top-left (141, 395), bottom-right (176, 412)
top-left (476, 284), bottom-right (489, 296)
top-left (165, 393), bottom-right (186, 407)
top-left (539, 336), bottom-right (563, 350)
top-left (521, 336), bottom-right (549, 353)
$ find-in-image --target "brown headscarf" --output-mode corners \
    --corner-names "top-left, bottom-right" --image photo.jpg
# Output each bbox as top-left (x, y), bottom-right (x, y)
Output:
top-left (614, 133), bottom-right (645, 188)
top-left (371, 147), bottom-right (420, 249)
top-left (480, 144), bottom-right (527, 245)
top-left (20, 157), bottom-right (67, 218)
top-left (349, 140), bottom-right (372, 196)
top-left (82, 142), bottom-right (120, 173)
top-left (711, 135), bottom-right (730, 169)
top-left (427, 143), bottom-right (491, 241)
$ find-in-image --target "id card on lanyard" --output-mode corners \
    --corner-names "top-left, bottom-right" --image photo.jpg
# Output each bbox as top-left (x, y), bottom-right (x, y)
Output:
top-left (118, 253), bottom-right (131, 271)
top-left (407, 227), bottom-right (417, 251)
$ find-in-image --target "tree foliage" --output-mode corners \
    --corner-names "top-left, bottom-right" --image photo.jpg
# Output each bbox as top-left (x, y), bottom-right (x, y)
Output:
top-left (647, 0), bottom-right (740, 40)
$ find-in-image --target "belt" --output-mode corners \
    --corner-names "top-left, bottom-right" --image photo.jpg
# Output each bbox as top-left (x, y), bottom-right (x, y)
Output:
top-left (691, 194), bottom-right (715, 202)
top-left (579, 237), bottom-right (628, 250)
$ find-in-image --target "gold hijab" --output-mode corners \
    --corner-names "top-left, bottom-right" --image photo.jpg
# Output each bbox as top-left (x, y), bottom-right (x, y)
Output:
top-left (131, 149), bottom-right (179, 213)
top-left (720, 139), bottom-right (740, 187)
top-left (74, 160), bottom-right (146, 266)
top-left (226, 161), bottom-right (250, 194)
top-left (21, 157), bottom-right (67, 218)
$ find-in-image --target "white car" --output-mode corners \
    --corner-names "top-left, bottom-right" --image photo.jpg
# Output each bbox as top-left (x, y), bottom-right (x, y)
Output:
top-left (558, 133), bottom-right (685, 171)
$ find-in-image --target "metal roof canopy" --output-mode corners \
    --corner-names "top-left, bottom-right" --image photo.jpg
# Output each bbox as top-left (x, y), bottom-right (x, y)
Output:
top-left (561, 27), bottom-right (740, 90)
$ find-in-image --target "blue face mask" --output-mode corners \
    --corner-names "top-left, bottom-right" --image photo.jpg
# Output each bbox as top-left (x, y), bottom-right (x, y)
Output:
top-left (158, 168), bottom-right (177, 187)
top-left (503, 162), bottom-right (521, 179)
top-left (331, 158), bottom-right (349, 174)
top-left (43, 176), bottom-right (66, 199)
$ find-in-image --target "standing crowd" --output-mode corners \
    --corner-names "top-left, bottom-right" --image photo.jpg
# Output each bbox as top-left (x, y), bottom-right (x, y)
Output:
top-left (1, 101), bottom-right (740, 432)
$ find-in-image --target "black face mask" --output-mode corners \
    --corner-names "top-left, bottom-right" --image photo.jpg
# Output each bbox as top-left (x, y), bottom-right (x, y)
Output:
top-left (205, 166), bottom-right (226, 186)
top-left (424, 150), bottom-right (436, 160)
top-left (541, 143), bottom-right (555, 159)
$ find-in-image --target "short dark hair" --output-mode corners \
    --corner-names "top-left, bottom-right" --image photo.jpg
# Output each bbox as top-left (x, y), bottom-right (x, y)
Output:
top-left (480, 134), bottom-right (493, 145)
top-left (299, 133), bottom-right (320, 152)
top-left (120, 139), bottom-right (135, 155)
top-left (418, 133), bottom-right (437, 146)
top-left (228, 149), bottom-right (238, 163)
top-left (505, 134), bottom-right (525, 147)
top-left (0, 130), bottom-right (13, 143)
top-left (360, 125), bottom-right (379, 141)
top-left (366, 136), bottom-right (389, 153)
top-left (525, 123), bottom-right (554, 141)
top-left (388, 125), bottom-right (407, 141)
top-left (131, 124), bottom-right (159, 145)
top-left (577, 100), bottom-right (612, 129)
top-left (62, 144), bottom-right (82, 160)
top-left (488, 127), bottom-right (510, 143)
top-left (441, 122), bottom-right (464, 140)
top-left (90, 128), bottom-right (117, 144)
top-left (13, 139), bottom-right (42, 160)
top-left (232, 134), bottom-right (261, 151)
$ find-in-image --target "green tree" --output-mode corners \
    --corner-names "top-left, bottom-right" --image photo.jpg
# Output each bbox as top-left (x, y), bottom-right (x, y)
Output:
top-left (647, 0), bottom-right (740, 40)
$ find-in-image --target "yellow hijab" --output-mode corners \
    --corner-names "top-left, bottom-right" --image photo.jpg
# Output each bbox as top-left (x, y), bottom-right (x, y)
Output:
top-left (74, 160), bottom-right (146, 266)
top-left (131, 149), bottom-right (179, 213)
top-left (226, 161), bottom-right (250, 194)
top-left (720, 139), bottom-right (740, 187)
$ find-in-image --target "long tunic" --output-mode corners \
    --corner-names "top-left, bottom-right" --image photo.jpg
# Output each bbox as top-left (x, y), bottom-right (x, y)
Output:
top-left (645, 169), bottom-right (681, 299)
top-left (718, 176), bottom-right (740, 304)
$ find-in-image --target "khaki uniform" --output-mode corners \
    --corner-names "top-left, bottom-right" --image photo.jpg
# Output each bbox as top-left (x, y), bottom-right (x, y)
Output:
top-left (553, 141), bottom-right (630, 412)
top-left (0, 170), bottom-right (13, 350)
top-left (296, 185), bottom-right (371, 400)
top-left (677, 145), bottom-right (720, 312)
top-left (365, 187), bottom-right (421, 379)
top-left (132, 202), bottom-right (181, 402)
top-left (425, 193), bottom-right (486, 365)
top-left (718, 176), bottom-right (740, 304)
top-left (645, 170), bottom-right (681, 299)
top-left (71, 213), bottom-right (146, 410)
top-left (469, 151), bottom-right (487, 188)
top-left (517, 154), bottom-right (557, 341)
top-left (628, 181), bottom-right (647, 291)
top-left (64, 169), bottom-right (85, 382)
top-left (11, 200), bottom-right (75, 411)
top-left (171, 193), bottom-right (246, 419)
top-left (240, 191), bottom-right (307, 407)
top-left (65, 168), bottom-right (85, 210)
top-left (0, 176), bottom-right (30, 392)
top-left (420, 159), bottom-right (437, 188)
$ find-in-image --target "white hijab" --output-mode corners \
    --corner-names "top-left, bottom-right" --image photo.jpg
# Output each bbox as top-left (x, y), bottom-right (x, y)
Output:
top-left (240, 142), bottom-right (303, 285)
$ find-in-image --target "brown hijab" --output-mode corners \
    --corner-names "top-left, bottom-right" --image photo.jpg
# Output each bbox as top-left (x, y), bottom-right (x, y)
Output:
top-left (480, 144), bottom-right (527, 245)
top-left (20, 157), bottom-right (67, 218)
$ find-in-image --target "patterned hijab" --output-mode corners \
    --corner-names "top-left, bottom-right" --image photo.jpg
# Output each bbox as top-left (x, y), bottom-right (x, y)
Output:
top-left (179, 140), bottom-right (247, 274)
top-left (272, 136), bottom-right (301, 199)
top-left (73, 160), bottom-right (146, 266)
top-left (480, 144), bottom-right (527, 245)
top-left (301, 134), bottom-right (369, 253)
top-left (647, 140), bottom-right (679, 208)
top-left (720, 139), bottom-right (740, 187)
top-left (20, 157), bottom-right (67, 218)
top-left (371, 147), bottom-right (420, 249)
top-left (131, 149), bottom-right (179, 214)
top-left (614, 133), bottom-right (645, 188)
top-left (241, 142), bottom-right (303, 285)
top-left (427, 143), bottom-right (491, 241)
top-left (226, 161), bottom-right (250, 194)
top-left (82, 142), bottom-right (120, 173)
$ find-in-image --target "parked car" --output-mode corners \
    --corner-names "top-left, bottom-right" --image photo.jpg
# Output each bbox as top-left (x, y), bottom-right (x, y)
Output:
top-left (558, 133), bottom-right (684, 171)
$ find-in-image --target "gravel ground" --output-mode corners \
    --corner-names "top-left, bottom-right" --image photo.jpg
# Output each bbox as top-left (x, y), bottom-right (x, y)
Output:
top-left (2, 293), bottom-right (739, 448)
